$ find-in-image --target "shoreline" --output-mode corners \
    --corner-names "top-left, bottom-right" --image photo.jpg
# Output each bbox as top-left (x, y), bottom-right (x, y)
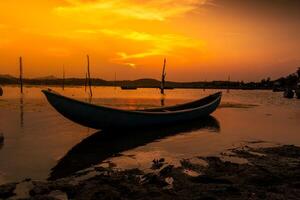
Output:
top-left (1, 142), bottom-right (300, 200)
top-left (0, 84), bottom-right (273, 91)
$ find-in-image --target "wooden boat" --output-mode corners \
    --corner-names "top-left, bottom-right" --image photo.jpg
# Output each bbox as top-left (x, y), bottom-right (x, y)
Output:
top-left (121, 86), bottom-right (137, 90)
top-left (164, 86), bottom-right (174, 90)
top-left (284, 88), bottom-right (294, 99)
top-left (272, 87), bottom-right (284, 92)
top-left (42, 89), bottom-right (222, 130)
top-left (272, 82), bottom-right (284, 92)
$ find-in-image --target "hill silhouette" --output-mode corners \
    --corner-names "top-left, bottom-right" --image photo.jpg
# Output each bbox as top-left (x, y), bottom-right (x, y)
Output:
top-left (0, 74), bottom-right (269, 90)
top-left (2, 69), bottom-right (298, 89)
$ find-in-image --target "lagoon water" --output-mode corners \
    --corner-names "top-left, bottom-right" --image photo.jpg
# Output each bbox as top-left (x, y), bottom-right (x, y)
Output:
top-left (0, 86), bottom-right (300, 184)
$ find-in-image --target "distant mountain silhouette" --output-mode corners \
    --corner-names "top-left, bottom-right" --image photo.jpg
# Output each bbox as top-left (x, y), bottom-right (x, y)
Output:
top-left (2, 67), bottom-right (299, 89)
top-left (0, 74), bottom-right (18, 84)
top-left (35, 75), bottom-right (58, 80)
top-left (133, 78), bottom-right (160, 84)
top-left (0, 74), bottom-right (16, 79)
top-left (0, 73), bottom-right (282, 90)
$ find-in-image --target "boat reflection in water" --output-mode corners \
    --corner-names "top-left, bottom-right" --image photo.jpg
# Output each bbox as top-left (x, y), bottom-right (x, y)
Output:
top-left (49, 116), bottom-right (220, 180)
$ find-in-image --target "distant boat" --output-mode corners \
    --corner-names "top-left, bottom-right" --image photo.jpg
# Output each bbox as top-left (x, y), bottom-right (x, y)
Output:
top-left (121, 86), bottom-right (137, 90)
top-left (272, 82), bottom-right (284, 92)
top-left (0, 86), bottom-right (3, 96)
top-left (296, 89), bottom-right (300, 99)
top-left (296, 83), bottom-right (300, 99)
top-left (164, 86), bottom-right (174, 90)
top-left (272, 87), bottom-right (284, 92)
top-left (284, 88), bottom-right (294, 99)
top-left (43, 89), bottom-right (222, 130)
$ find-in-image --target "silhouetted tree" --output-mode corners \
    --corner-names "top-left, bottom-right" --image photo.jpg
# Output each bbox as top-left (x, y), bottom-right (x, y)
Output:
top-left (261, 78), bottom-right (266, 85)
top-left (277, 77), bottom-right (286, 86)
top-left (286, 74), bottom-right (298, 87)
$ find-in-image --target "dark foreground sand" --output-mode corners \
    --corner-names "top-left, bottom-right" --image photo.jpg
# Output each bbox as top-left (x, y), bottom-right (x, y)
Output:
top-left (1, 143), bottom-right (300, 200)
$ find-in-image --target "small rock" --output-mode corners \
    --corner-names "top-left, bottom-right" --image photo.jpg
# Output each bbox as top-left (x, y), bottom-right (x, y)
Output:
top-left (94, 166), bottom-right (107, 172)
top-left (13, 180), bottom-right (34, 199)
top-left (91, 185), bottom-right (120, 200)
top-left (30, 182), bottom-right (50, 196)
top-left (0, 183), bottom-right (17, 198)
top-left (142, 173), bottom-right (168, 187)
top-left (30, 195), bottom-right (59, 200)
top-left (191, 175), bottom-right (233, 184)
top-left (180, 159), bottom-right (194, 169)
top-left (49, 180), bottom-right (78, 198)
top-left (159, 165), bottom-right (174, 177)
top-left (151, 158), bottom-right (165, 170)
top-left (48, 190), bottom-right (68, 200)
top-left (24, 178), bottom-right (32, 182)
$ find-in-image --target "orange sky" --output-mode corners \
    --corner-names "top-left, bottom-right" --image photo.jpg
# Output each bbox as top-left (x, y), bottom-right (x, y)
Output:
top-left (0, 0), bottom-right (300, 81)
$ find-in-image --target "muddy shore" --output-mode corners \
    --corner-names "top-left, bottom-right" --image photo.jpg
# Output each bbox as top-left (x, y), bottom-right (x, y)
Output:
top-left (1, 143), bottom-right (300, 200)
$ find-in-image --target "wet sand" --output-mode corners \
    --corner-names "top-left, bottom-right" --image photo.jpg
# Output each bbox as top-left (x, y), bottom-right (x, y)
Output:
top-left (1, 142), bottom-right (300, 200)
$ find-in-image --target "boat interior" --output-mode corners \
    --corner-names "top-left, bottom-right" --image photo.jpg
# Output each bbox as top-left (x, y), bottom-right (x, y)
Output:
top-left (142, 92), bottom-right (222, 112)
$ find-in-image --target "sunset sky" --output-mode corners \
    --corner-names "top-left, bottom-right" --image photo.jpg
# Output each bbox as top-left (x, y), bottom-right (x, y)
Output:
top-left (1, 0), bottom-right (300, 81)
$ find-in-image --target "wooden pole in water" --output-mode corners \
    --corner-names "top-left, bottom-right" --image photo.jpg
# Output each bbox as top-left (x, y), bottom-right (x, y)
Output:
top-left (19, 57), bottom-right (23, 94)
top-left (160, 58), bottom-right (166, 95)
top-left (87, 55), bottom-right (93, 97)
top-left (227, 75), bottom-right (230, 93)
top-left (85, 72), bottom-right (88, 92)
top-left (114, 72), bottom-right (117, 89)
top-left (62, 65), bottom-right (65, 91)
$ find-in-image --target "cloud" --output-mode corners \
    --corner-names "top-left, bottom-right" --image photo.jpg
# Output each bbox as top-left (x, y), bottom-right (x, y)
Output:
top-left (55, 0), bottom-right (208, 21)
top-left (74, 28), bottom-right (203, 67)
top-left (51, 1), bottom-right (207, 68)
top-left (98, 29), bottom-right (203, 63)
top-left (116, 51), bottom-right (159, 59)
top-left (122, 62), bottom-right (137, 68)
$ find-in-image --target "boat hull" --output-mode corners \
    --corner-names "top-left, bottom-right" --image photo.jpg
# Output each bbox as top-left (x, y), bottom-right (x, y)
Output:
top-left (284, 89), bottom-right (294, 99)
top-left (43, 90), bottom-right (222, 130)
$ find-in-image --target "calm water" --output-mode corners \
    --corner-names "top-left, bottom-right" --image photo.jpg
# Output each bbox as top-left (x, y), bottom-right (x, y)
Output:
top-left (0, 86), bottom-right (300, 184)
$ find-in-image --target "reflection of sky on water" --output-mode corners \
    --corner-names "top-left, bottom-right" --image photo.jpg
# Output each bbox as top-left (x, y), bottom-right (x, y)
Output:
top-left (0, 86), bottom-right (299, 184)
top-left (20, 94), bottom-right (24, 128)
